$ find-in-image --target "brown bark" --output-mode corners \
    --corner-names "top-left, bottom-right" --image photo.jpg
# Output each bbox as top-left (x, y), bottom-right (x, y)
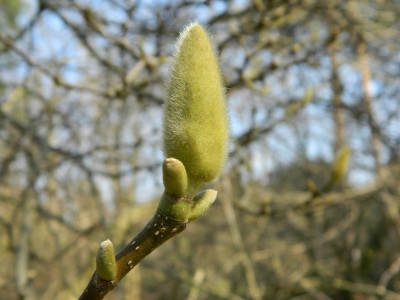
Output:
top-left (79, 209), bottom-right (187, 300)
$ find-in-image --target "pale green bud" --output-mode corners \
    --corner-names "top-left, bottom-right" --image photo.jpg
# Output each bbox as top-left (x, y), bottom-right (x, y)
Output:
top-left (189, 189), bottom-right (217, 221)
top-left (163, 22), bottom-right (229, 194)
top-left (96, 239), bottom-right (116, 281)
top-left (162, 158), bottom-right (188, 197)
top-left (331, 146), bottom-right (351, 186)
top-left (325, 146), bottom-right (352, 191)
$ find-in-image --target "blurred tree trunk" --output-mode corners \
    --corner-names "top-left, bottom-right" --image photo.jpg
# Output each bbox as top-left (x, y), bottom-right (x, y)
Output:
top-left (357, 39), bottom-right (381, 178)
top-left (348, 0), bottom-right (382, 179)
top-left (328, 16), bottom-right (345, 151)
top-left (15, 194), bottom-right (33, 300)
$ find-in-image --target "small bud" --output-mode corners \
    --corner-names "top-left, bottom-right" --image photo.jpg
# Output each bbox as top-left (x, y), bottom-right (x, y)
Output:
top-left (189, 189), bottom-right (217, 221)
top-left (163, 22), bottom-right (229, 194)
top-left (162, 158), bottom-right (188, 197)
top-left (325, 146), bottom-right (351, 191)
top-left (96, 239), bottom-right (116, 281)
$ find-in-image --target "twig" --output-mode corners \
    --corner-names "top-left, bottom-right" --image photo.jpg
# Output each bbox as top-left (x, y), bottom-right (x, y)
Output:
top-left (79, 206), bottom-right (187, 300)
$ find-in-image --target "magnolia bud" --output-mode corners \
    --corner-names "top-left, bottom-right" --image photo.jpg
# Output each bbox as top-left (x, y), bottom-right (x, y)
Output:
top-left (162, 158), bottom-right (188, 197)
top-left (163, 22), bottom-right (229, 195)
top-left (96, 239), bottom-right (116, 281)
top-left (331, 146), bottom-right (351, 186)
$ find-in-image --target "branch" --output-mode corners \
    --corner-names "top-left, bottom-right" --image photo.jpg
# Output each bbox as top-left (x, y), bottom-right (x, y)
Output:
top-left (79, 204), bottom-right (188, 300)
top-left (79, 160), bottom-right (217, 299)
top-left (79, 22), bottom-right (227, 299)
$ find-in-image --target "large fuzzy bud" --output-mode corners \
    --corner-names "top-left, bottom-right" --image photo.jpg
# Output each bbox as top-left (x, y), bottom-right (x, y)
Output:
top-left (163, 22), bottom-right (229, 195)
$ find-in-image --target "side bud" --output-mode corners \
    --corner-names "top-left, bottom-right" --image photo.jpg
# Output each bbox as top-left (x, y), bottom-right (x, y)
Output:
top-left (162, 158), bottom-right (188, 197)
top-left (331, 146), bottom-right (351, 186)
top-left (189, 189), bottom-right (217, 221)
top-left (325, 146), bottom-right (352, 191)
top-left (163, 22), bottom-right (229, 194)
top-left (96, 239), bottom-right (116, 281)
